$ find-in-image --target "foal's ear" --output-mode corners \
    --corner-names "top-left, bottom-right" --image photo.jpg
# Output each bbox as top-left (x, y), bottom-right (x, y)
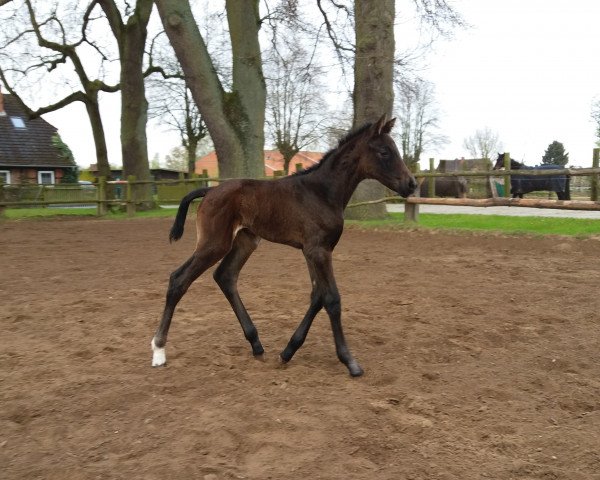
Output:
top-left (373, 114), bottom-right (395, 135)
top-left (382, 117), bottom-right (396, 134)
top-left (373, 114), bottom-right (388, 135)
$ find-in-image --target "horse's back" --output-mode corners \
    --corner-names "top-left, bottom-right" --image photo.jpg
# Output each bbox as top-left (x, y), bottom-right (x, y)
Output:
top-left (511, 164), bottom-right (569, 196)
top-left (196, 177), bottom-right (336, 249)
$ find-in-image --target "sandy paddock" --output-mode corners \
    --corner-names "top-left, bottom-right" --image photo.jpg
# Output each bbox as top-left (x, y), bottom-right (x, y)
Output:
top-left (1, 217), bottom-right (599, 479)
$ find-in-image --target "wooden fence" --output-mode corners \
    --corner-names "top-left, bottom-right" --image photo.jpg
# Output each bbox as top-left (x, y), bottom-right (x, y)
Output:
top-left (0, 174), bottom-right (212, 217)
top-left (1, 149), bottom-right (599, 221)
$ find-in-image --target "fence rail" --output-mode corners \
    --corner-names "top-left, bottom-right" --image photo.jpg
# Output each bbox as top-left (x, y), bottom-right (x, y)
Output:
top-left (1, 149), bottom-right (599, 220)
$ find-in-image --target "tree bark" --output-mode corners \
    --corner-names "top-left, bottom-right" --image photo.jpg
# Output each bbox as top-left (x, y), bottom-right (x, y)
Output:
top-left (346, 0), bottom-right (395, 220)
top-left (155, 0), bottom-right (265, 178)
top-left (84, 95), bottom-right (111, 179)
top-left (99, 0), bottom-right (153, 205)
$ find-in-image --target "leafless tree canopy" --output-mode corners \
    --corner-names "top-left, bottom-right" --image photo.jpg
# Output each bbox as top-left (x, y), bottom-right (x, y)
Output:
top-left (463, 127), bottom-right (503, 160)
top-left (263, 22), bottom-right (330, 173)
top-left (395, 75), bottom-right (448, 166)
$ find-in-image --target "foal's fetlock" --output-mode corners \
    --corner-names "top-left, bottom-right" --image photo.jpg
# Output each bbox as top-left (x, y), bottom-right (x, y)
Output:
top-left (252, 343), bottom-right (265, 359)
top-left (347, 362), bottom-right (364, 377)
top-left (151, 337), bottom-right (167, 367)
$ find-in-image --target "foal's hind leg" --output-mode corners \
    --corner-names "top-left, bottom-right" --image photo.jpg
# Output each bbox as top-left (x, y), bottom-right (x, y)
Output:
top-left (151, 246), bottom-right (228, 366)
top-left (213, 229), bottom-right (265, 357)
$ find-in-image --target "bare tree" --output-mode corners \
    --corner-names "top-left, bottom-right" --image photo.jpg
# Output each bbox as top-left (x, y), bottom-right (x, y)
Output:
top-left (264, 33), bottom-right (328, 174)
top-left (463, 127), bottom-right (502, 160)
top-left (344, 0), bottom-right (396, 220)
top-left (155, 0), bottom-right (266, 179)
top-left (95, 0), bottom-right (154, 202)
top-left (0, 0), bottom-right (119, 178)
top-left (0, 0), bottom-right (165, 194)
top-left (316, 0), bottom-right (464, 219)
top-left (395, 76), bottom-right (447, 168)
top-left (148, 77), bottom-right (207, 176)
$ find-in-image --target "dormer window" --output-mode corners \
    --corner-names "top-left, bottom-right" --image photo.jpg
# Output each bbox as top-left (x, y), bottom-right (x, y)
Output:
top-left (10, 116), bottom-right (26, 128)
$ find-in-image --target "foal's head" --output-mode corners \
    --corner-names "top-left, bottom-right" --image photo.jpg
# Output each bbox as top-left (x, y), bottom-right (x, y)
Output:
top-left (356, 115), bottom-right (417, 198)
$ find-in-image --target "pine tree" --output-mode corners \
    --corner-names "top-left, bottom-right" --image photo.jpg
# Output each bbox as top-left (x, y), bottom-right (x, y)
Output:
top-left (541, 141), bottom-right (569, 166)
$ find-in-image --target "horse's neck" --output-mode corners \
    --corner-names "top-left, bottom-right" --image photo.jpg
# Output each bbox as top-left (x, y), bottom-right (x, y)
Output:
top-left (309, 146), bottom-right (364, 209)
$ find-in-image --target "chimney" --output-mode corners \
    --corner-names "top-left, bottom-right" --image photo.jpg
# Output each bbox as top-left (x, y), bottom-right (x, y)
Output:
top-left (0, 84), bottom-right (6, 117)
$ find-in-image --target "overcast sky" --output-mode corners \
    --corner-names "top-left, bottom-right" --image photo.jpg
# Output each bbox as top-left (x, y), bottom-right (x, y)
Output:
top-left (44, 0), bottom-right (600, 169)
top-left (420, 0), bottom-right (600, 167)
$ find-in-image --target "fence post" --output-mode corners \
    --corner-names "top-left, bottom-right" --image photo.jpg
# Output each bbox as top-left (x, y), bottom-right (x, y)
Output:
top-left (97, 176), bottom-right (107, 216)
top-left (404, 201), bottom-right (419, 222)
top-left (503, 152), bottom-right (511, 198)
top-left (405, 162), bottom-right (420, 223)
top-left (428, 158), bottom-right (435, 197)
top-left (126, 175), bottom-right (136, 217)
top-left (0, 178), bottom-right (4, 218)
top-left (591, 148), bottom-right (599, 202)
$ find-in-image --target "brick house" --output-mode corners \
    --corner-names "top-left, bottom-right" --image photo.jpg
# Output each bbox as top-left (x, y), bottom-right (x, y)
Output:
top-left (195, 150), bottom-right (323, 177)
top-left (0, 87), bottom-right (74, 185)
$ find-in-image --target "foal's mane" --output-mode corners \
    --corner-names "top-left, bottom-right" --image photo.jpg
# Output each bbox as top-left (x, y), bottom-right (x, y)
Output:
top-left (294, 122), bottom-right (373, 176)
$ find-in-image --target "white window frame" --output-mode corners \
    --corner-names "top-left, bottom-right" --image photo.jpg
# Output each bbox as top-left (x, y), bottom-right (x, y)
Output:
top-left (38, 170), bottom-right (55, 185)
top-left (0, 170), bottom-right (10, 184)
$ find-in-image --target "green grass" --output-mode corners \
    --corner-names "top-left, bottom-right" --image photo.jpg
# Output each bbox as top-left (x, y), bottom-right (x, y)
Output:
top-left (348, 212), bottom-right (600, 237)
top-left (4, 207), bottom-right (600, 237)
top-left (3, 207), bottom-right (99, 219)
top-left (2, 206), bottom-right (177, 220)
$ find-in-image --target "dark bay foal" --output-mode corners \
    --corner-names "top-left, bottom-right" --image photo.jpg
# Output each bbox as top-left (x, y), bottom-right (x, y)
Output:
top-left (151, 114), bottom-right (417, 376)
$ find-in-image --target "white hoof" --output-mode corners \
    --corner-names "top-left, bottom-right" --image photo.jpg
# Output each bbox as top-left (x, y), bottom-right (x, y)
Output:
top-left (151, 338), bottom-right (167, 367)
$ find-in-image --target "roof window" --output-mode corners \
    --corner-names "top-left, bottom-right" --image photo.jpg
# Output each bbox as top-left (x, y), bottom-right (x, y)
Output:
top-left (10, 116), bottom-right (26, 128)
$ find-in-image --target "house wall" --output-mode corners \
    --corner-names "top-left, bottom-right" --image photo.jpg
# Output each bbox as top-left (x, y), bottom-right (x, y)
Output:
top-left (0, 167), bottom-right (66, 184)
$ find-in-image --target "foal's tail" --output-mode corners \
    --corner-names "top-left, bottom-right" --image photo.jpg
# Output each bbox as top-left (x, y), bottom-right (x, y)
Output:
top-left (169, 187), bottom-right (212, 242)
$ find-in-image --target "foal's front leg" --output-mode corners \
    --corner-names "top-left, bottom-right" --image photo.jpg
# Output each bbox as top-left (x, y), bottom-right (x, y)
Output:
top-left (289, 247), bottom-right (364, 377)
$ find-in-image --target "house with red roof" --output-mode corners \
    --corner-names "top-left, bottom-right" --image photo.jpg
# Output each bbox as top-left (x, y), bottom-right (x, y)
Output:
top-left (195, 150), bottom-right (323, 178)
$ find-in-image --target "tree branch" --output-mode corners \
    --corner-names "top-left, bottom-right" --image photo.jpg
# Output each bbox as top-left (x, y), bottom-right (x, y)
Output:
top-left (0, 67), bottom-right (87, 118)
top-left (315, 0), bottom-right (354, 54)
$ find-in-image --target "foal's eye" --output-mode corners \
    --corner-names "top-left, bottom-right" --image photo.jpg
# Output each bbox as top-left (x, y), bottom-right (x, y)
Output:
top-left (378, 149), bottom-right (391, 160)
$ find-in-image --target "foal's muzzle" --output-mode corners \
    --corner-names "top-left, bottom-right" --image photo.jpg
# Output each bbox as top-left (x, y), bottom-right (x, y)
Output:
top-left (399, 176), bottom-right (418, 198)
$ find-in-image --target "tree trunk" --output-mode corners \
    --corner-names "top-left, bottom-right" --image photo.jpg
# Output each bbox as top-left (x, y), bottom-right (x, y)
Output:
top-left (84, 96), bottom-right (111, 179)
top-left (155, 0), bottom-right (265, 179)
top-left (120, 17), bottom-right (150, 182)
top-left (100, 0), bottom-right (154, 206)
top-left (346, 0), bottom-right (395, 220)
top-left (186, 136), bottom-right (198, 177)
top-left (226, 0), bottom-right (266, 178)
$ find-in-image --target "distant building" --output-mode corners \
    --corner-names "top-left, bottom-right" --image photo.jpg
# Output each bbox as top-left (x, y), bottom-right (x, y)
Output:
top-left (195, 150), bottom-right (323, 177)
top-left (0, 87), bottom-right (74, 185)
top-left (83, 165), bottom-right (185, 182)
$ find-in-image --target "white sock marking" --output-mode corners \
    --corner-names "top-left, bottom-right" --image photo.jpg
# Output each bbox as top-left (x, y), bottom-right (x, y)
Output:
top-left (151, 338), bottom-right (167, 366)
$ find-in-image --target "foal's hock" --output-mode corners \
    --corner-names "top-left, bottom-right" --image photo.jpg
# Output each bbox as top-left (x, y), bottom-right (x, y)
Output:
top-left (151, 114), bottom-right (417, 377)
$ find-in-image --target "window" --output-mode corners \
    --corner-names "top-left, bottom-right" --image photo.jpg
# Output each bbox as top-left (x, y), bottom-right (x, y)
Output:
top-left (38, 171), bottom-right (55, 185)
top-left (10, 116), bottom-right (26, 129)
top-left (0, 170), bottom-right (10, 184)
